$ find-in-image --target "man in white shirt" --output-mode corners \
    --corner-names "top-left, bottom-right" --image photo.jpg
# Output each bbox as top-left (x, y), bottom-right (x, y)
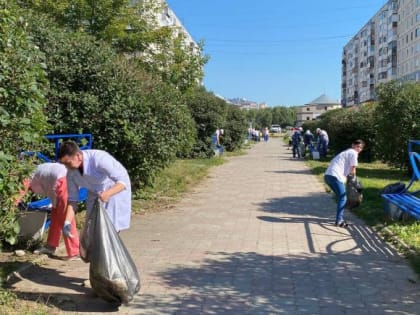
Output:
top-left (324, 140), bottom-right (365, 227)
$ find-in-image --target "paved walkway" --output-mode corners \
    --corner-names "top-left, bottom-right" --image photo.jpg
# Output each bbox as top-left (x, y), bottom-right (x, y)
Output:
top-left (11, 138), bottom-right (420, 314)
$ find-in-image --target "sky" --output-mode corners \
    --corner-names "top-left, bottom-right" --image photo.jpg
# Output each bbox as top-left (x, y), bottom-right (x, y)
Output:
top-left (165, 0), bottom-right (387, 107)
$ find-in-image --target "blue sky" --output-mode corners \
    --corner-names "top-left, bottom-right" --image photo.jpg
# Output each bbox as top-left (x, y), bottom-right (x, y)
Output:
top-left (166, 0), bottom-right (386, 107)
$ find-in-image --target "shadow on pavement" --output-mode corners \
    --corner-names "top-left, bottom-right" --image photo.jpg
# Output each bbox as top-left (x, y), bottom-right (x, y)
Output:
top-left (8, 264), bottom-right (120, 313)
top-left (128, 251), bottom-right (419, 314)
top-left (256, 194), bottom-right (401, 259)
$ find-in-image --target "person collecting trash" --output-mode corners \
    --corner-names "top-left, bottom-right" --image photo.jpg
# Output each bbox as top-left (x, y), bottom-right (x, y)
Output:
top-left (16, 162), bottom-right (80, 260)
top-left (58, 141), bottom-right (139, 305)
top-left (57, 141), bottom-right (131, 234)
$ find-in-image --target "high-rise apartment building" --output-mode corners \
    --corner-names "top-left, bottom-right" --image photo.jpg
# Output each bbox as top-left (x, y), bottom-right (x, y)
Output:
top-left (341, 0), bottom-right (419, 107)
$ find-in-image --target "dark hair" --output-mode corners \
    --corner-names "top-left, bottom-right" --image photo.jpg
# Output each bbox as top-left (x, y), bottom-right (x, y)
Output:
top-left (352, 139), bottom-right (365, 147)
top-left (58, 141), bottom-right (81, 158)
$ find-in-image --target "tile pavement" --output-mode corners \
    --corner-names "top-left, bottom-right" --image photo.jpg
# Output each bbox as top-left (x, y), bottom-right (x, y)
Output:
top-left (10, 137), bottom-right (420, 314)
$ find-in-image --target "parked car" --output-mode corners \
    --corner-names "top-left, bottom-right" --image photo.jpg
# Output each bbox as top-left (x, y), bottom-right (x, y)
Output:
top-left (270, 125), bottom-right (282, 133)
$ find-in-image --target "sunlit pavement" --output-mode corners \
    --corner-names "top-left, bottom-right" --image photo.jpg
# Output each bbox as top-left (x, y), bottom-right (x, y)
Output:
top-left (12, 137), bottom-right (420, 314)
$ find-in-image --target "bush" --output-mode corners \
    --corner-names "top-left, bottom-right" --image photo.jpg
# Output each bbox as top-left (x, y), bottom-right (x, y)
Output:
top-left (0, 2), bottom-right (49, 246)
top-left (312, 105), bottom-right (377, 161)
top-left (26, 13), bottom-right (196, 189)
top-left (185, 88), bottom-right (228, 158)
top-left (375, 81), bottom-right (420, 168)
top-left (223, 105), bottom-right (248, 151)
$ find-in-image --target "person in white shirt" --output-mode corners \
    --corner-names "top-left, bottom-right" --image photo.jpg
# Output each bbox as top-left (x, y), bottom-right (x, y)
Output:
top-left (58, 141), bottom-right (131, 234)
top-left (17, 163), bottom-right (80, 259)
top-left (316, 128), bottom-right (329, 158)
top-left (324, 140), bottom-right (365, 227)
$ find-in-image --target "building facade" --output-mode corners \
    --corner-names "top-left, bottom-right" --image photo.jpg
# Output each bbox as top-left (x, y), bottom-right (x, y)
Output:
top-left (158, 1), bottom-right (199, 53)
top-left (295, 94), bottom-right (341, 126)
top-left (341, 0), bottom-right (419, 107)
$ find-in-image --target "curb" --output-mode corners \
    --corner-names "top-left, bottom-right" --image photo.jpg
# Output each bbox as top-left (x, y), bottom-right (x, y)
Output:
top-left (373, 224), bottom-right (417, 256)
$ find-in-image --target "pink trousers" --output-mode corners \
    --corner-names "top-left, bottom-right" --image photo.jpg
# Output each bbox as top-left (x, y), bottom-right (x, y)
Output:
top-left (47, 177), bottom-right (80, 257)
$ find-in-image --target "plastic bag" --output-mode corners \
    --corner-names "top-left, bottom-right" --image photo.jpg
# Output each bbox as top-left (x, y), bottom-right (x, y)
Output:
top-left (381, 182), bottom-right (406, 220)
top-left (381, 182), bottom-right (406, 195)
top-left (80, 200), bottom-right (140, 305)
top-left (346, 175), bottom-right (363, 209)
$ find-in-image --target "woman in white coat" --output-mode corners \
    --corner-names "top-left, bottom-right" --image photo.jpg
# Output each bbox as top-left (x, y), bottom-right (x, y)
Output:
top-left (58, 141), bottom-right (131, 236)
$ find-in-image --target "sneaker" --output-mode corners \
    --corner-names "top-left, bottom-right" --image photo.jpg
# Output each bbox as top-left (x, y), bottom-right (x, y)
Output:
top-left (67, 255), bottom-right (81, 261)
top-left (335, 221), bottom-right (349, 228)
top-left (34, 246), bottom-right (56, 255)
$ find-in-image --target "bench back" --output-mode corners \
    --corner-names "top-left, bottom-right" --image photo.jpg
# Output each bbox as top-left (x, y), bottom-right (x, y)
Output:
top-left (409, 152), bottom-right (420, 181)
top-left (407, 140), bottom-right (420, 191)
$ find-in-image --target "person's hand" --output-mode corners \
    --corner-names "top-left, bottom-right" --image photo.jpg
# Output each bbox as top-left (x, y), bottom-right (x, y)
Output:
top-left (98, 191), bottom-right (110, 202)
top-left (17, 201), bottom-right (27, 211)
top-left (63, 221), bottom-right (73, 238)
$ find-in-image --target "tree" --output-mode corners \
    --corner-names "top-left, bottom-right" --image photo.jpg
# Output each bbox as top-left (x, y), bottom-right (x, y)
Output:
top-left (21, 0), bottom-right (209, 92)
top-left (223, 105), bottom-right (248, 151)
top-left (375, 81), bottom-right (420, 168)
top-left (26, 12), bottom-right (196, 188)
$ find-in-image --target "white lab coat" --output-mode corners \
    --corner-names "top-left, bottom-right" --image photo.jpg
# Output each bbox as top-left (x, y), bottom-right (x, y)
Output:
top-left (67, 150), bottom-right (131, 231)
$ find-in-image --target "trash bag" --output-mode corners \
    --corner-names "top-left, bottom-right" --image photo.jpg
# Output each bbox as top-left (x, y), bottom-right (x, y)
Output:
top-left (381, 182), bottom-right (406, 195)
top-left (381, 182), bottom-right (406, 221)
top-left (80, 200), bottom-right (140, 305)
top-left (346, 175), bottom-right (363, 209)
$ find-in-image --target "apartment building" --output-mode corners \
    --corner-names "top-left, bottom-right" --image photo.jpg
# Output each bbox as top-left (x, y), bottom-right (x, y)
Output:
top-left (398, 0), bottom-right (420, 81)
top-left (158, 1), bottom-right (199, 53)
top-left (341, 0), bottom-right (419, 107)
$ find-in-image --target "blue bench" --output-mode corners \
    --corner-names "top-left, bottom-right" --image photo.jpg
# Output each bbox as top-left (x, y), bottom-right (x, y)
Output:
top-left (381, 140), bottom-right (420, 220)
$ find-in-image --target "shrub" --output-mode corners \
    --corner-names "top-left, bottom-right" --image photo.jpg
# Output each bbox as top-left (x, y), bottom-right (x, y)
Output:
top-left (185, 88), bottom-right (228, 158)
top-left (375, 81), bottom-right (420, 168)
top-left (26, 12), bottom-right (196, 189)
top-left (313, 105), bottom-right (377, 161)
top-left (0, 2), bottom-right (49, 246)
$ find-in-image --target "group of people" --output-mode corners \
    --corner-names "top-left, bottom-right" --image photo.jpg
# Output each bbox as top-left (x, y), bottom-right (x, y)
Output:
top-left (247, 127), bottom-right (270, 143)
top-left (17, 141), bottom-right (132, 260)
top-left (289, 127), bottom-right (329, 159)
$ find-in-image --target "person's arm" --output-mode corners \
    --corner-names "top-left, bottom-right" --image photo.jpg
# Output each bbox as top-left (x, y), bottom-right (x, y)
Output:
top-left (98, 182), bottom-right (126, 203)
top-left (63, 201), bottom-right (77, 238)
top-left (350, 166), bottom-right (356, 176)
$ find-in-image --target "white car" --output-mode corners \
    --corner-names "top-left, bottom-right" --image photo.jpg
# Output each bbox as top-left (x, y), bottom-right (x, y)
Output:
top-left (270, 125), bottom-right (281, 133)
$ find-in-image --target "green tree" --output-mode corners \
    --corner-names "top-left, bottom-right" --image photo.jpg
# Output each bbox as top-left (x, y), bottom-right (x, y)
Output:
top-left (185, 87), bottom-right (228, 158)
top-left (272, 106), bottom-right (296, 127)
top-left (26, 12), bottom-right (196, 188)
top-left (223, 105), bottom-right (248, 151)
top-left (255, 108), bottom-right (272, 130)
top-left (21, 0), bottom-right (208, 92)
top-left (0, 1), bottom-right (49, 246)
top-left (375, 81), bottom-right (420, 168)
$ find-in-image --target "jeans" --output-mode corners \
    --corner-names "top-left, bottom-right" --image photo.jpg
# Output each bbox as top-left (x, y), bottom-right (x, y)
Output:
top-left (318, 139), bottom-right (329, 157)
top-left (292, 144), bottom-right (301, 158)
top-left (324, 174), bottom-right (347, 224)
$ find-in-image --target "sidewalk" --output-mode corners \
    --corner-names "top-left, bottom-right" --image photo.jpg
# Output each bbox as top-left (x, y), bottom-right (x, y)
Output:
top-left (11, 138), bottom-right (420, 314)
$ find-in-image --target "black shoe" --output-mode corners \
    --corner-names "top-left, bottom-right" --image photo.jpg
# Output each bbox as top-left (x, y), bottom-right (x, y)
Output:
top-left (335, 221), bottom-right (349, 228)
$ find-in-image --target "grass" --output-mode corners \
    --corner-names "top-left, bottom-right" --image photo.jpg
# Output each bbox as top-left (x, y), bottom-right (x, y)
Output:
top-left (132, 156), bottom-right (226, 214)
top-left (306, 158), bottom-right (420, 274)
